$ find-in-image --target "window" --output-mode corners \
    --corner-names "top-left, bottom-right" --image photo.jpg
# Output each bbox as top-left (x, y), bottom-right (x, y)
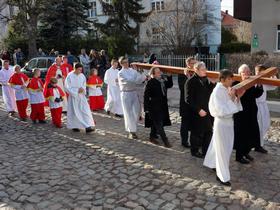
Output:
top-left (88, 1), bottom-right (97, 18)
top-left (47, 59), bottom-right (53, 68)
top-left (152, 0), bottom-right (164, 11)
top-left (152, 27), bottom-right (164, 44)
top-left (27, 59), bottom-right (37, 70)
top-left (37, 59), bottom-right (47, 69)
top-left (277, 25), bottom-right (280, 51)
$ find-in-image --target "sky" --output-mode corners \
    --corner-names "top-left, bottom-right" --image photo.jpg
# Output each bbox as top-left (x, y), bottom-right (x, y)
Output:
top-left (221, 0), bottom-right (233, 15)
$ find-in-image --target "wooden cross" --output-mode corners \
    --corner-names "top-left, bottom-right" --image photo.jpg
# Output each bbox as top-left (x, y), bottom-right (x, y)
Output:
top-left (131, 63), bottom-right (279, 93)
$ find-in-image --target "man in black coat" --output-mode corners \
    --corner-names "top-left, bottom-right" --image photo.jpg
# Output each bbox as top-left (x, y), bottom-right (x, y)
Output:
top-left (234, 64), bottom-right (264, 164)
top-left (144, 67), bottom-right (173, 148)
top-left (185, 62), bottom-right (215, 158)
top-left (178, 57), bottom-right (196, 148)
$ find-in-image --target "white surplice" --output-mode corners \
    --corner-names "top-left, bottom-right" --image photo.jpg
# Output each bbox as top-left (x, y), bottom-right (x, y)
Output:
top-left (203, 83), bottom-right (242, 182)
top-left (104, 67), bottom-right (123, 115)
top-left (0, 66), bottom-right (16, 112)
top-left (118, 68), bottom-right (146, 132)
top-left (65, 72), bottom-right (95, 129)
top-left (256, 85), bottom-right (276, 146)
top-left (56, 68), bottom-right (67, 112)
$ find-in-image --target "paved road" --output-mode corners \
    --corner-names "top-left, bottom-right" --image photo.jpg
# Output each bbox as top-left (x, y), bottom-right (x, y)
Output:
top-left (0, 95), bottom-right (279, 210)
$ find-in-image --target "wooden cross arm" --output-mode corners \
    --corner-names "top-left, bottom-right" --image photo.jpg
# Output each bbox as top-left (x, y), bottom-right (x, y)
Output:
top-left (232, 67), bottom-right (278, 94)
top-left (131, 63), bottom-right (280, 89)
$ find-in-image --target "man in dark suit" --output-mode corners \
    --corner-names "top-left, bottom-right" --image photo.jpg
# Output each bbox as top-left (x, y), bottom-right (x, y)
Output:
top-left (185, 62), bottom-right (215, 158)
top-left (178, 57), bottom-right (196, 148)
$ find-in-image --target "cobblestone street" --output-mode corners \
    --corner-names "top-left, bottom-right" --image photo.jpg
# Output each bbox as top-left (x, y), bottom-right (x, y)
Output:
top-left (0, 94), bottom-right (280, 210)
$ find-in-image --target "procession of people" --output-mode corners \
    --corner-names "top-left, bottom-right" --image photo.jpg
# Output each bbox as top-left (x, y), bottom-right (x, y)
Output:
top-left (0, 51), bottom-right (277, 187)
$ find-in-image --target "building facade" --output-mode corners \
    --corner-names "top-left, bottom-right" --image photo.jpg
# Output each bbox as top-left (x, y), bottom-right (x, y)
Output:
top-left (234, 0), bottom-right (252, 22)
top-left (252, 0), bottom-right (280, 53)
top-left (0, 2), bottom-right (14, 45)
top-left (88, 0), bottom-right (221, 54)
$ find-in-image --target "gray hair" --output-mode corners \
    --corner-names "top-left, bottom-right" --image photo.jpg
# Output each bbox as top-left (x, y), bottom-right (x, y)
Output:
top-left (238, 64), bottom-right (250, 74)
top-left (194, 61), bottom-right (206, 71)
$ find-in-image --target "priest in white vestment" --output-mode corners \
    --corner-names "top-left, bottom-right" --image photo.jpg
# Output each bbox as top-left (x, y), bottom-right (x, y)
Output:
top-left (0, 60), bottom-right (16, 114)
top-left (104, 59), bottom-right (123, 117)
top-left (118, 57), bottom-right (146, 139)
top-left (204, 70), bottom-right (243, 186)
top-left (65, 63), bottom-right (95, 133)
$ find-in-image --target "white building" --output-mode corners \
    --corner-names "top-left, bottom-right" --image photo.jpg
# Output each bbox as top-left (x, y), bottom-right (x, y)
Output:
top-left (88, 0), bottom-right (221, 54)
top-left (0, 2), bottom-right (15, 45)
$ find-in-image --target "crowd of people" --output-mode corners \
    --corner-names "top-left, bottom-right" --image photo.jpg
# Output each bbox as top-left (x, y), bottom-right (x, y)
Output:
top-left (0, 52), bottom-right (276, 187)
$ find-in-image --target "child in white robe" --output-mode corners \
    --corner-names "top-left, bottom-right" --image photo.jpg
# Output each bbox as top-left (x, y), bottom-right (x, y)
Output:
top-left (255, 65), bottom-right (277, 149)
top-left (0, 60), bottom-right (16, 115)
top-left (204, 70), bottom-right (243, 186)
top-left (104, 59), bottom-right (123, 117)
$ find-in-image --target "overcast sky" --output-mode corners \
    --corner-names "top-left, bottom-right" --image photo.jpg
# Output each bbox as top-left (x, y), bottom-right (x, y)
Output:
top-left (221, 0), bottom-right (233, 15)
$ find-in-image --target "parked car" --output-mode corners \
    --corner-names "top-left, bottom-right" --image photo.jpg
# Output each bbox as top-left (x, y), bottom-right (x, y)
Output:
top-left (20, 56), bottom-right (55, 82)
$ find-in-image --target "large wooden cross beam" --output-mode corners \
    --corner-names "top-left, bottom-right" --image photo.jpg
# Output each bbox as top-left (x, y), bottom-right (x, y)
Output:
top-left (131, 63), bottom-right (280, 93)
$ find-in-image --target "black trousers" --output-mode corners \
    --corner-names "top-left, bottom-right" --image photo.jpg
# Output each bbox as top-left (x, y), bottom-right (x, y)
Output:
top-left (150, 120), bottom-right (168, 142)
top-left (180, 116), bottom-right (191, 145)
top-left (190, 131), bottom-right (212, 155)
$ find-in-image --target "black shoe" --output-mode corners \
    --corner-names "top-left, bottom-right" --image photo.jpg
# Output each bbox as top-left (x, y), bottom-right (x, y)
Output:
top-left (39, 120), bottom-right (47, 124)
top-left (182, 142), bottom-right (191, 148)
top-left (32, 120), bottom-right (37, 124)
top-left (62, 111), bottom-right (67, 114)
top-left (106, 111), bottom-right (111, 115)
top-left (72, 128), bottom-right (80, 132)
top-left (150, 138), bottom-right (160, 145)
top-left (9, 111), bottom-right (16, 116)
top-left (244, 154), bottom-right (254, 161)
top-left (236, 158), bottom-right (250, 164)
top-left (20, 118), bottom-right (27, 122)
top-left (85, 127), bottom-right (95, 133)
top-left (191, 151), bottom-right (204, 158)
top-left (162, 138), bottom-right (172, 148)
top-left (255, 147), bottom-right (268, 154)
top-left (216, 176), bottom-right (231, 186)
top-left (128, 132), bottom-right (138, 139)
top-left (115, 114), bottom-right (123, 118)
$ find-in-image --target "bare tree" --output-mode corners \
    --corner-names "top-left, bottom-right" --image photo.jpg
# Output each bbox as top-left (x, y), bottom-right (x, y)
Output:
top-left (5, 0), bottom-right (47, 58)
top-left (144, 0), bottom-right (219, 54)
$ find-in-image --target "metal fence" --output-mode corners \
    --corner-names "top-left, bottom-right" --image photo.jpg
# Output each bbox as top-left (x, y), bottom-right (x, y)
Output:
top-left (128, 53), bottom-right (220, 71)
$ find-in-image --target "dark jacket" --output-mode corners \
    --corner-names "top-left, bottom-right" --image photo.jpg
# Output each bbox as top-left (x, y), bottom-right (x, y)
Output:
top-left (144, 75), bottom-right (173, 128)
top-left (233, 82), bottom-right (263, 150)
top-left (184, 73), bottom-right (215, 133)
top-left (178, 74), bottom-right (191, 117)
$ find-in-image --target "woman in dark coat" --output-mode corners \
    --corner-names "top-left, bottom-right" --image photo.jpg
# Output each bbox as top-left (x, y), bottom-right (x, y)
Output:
top-left (144, 67), bottom-right (173, 148)
top-left (233, 64), bottom-right (264, 164)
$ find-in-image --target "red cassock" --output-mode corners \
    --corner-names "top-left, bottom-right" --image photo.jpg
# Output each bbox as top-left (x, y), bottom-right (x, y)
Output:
top-left (8, 72), bottom-right (29, 119)
top-left (61, 63), bottom-right (73, 75)
top-left (27, 78), bottom-right (46, 121)
top-left (87, 75), bottom-right (105, 111)
top-left (43, 64), bottom-right (67, 97)
top-left (45, 86), bottom-right (65, 128)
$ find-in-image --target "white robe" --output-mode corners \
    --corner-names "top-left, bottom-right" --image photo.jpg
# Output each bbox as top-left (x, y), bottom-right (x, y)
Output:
top-left (0, 67), bottom-right (16, 112)
top-left (204, 83), bottom-right (242, 183)
top-left (55, 68), bottom-right (67, 111)
top-left (118, 68), bottom-right (146, 132)
top-left (65, 72), bottom-right (95, 129)
top-left (256, 85), bottom-right (276, 146)
top-left (104, 67), bottom-right (123, 115)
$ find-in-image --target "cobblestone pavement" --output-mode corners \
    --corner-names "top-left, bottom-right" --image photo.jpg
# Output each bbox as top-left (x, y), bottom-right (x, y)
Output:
top-left (0, 95), bottom-right (280, 210)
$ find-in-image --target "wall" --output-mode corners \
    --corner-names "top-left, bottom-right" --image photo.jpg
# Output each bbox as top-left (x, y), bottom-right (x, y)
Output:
top-left (252, 0), bottom-right (280, 53)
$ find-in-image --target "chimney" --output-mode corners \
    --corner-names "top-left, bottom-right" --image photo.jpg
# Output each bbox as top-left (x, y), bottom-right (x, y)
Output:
top-left (225, 10), bottom-right (228, 14)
